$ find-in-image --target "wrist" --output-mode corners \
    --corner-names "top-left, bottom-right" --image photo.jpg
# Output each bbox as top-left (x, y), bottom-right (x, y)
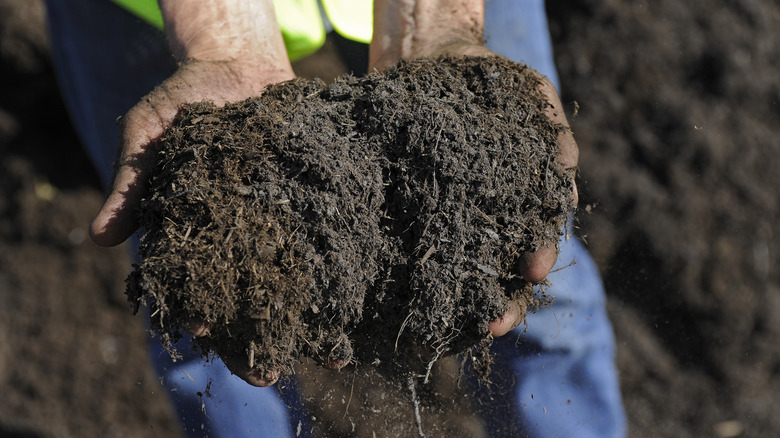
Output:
top-left (370, 0), bottom-right (484, 70)
top-left (175, 57), bottom-right (294, 98)
top-left (159, 0), bottom-right (291, 73)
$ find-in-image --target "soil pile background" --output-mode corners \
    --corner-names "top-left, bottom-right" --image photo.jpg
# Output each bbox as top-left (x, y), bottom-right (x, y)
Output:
top-left (548, 1), bottom-right (780, 436)
top-left (1, 1), bottom-right (779, 437)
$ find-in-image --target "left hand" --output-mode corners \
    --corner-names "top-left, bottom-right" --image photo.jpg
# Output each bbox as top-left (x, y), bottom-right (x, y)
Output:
top-left (369, 0), bottom-right (579, 338)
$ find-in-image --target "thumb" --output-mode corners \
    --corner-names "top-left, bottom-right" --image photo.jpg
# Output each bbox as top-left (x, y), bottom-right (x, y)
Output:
top-left (90, 100), bottom-right (171, 247)
top-left (90, 165), bottom-right (144, 246)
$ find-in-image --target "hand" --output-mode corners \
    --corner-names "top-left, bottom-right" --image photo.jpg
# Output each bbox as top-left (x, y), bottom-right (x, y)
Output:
top-left (90, 0), bottom-right (294, 246)
top-left (94, 59), bottom-right (296, 386)
top-left (89, 59), bottom-right (294, 246)
top-left (487, 73), bottom-right (579, 336)
top-left (89, 0), bottom-right (299, 387)
top-left (370, 0), bottom-right (579, 338)
top-left (186, 318), bottom-right (349, 387)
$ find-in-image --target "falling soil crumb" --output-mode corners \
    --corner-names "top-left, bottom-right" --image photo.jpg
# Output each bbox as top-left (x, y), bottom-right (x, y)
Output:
top-left (128, 56), bottom-right (574, 381)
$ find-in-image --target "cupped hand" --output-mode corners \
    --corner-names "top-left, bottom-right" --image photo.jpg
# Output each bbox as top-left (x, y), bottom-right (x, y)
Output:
top-left (184, 318), bottom-right (348, 387)
top-left (91, 59), bottom-right (294, 386)
top-left (89, 59), bottom-right (294, 247)
top-left (486, 59), bottom-right (579, 337)
top-left (372, 37), bottom-right (579, 338)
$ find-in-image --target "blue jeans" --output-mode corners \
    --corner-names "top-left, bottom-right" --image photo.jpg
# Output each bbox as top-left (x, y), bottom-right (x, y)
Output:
top-left (46, 0), bottom-right (626, 436)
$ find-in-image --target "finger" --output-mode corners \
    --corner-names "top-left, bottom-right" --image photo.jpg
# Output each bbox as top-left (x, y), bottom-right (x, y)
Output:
top-left (488, 302), bottom-right (525, 337)
top-left (323, 357), bottom-right (350, 370)
top-left (184, 318), bottom-right (210, 337)
top-left (222, 354), bottom-right (281, 387)
top-left (539, 77), bottom-right (578, 170)
top-left (539, 76), bottom-right (579, 207)
top-left (90, 100), bottom-right (171, 246)
top-left (89, 165), bottom-right (143, 246)
top-left (517, 245), bottom-right (558, 283)
top-left (322, 335), bottom-right (353, 370)
top-left (241, 368), bottom-right (280, 387)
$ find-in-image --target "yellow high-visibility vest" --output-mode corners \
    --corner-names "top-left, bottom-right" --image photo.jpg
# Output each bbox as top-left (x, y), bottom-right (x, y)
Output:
top-left (109, 0), bottom-right (372, 60)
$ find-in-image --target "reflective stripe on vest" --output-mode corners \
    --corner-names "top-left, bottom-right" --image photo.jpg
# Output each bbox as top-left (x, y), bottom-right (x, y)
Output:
top-left (109, 0), bottom-right (372, 61)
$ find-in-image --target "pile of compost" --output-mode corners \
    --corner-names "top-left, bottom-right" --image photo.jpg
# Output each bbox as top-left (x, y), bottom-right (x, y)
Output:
top-left (128, 56), bottom-right (574, 380)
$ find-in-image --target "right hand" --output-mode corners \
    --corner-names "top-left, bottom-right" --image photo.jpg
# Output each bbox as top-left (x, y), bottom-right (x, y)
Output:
top-left (91, 0), bottom-right (303, 387)
top-left (89, 59), bottom-right (294, 247)
top-left (91, 59), bottom-right (295, 387)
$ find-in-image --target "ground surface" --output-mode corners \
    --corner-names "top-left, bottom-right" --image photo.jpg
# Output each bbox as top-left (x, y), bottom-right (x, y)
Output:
top-left (1, 1), bottom-right (778, 437)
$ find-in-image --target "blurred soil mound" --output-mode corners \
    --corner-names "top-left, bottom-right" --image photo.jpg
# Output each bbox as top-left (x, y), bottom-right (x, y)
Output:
top-left (549, 1), bottom-right (780, 436)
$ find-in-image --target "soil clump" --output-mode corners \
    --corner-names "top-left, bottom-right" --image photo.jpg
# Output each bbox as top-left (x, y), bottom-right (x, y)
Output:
top-left (128, 56), bottom-right (574, 380)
